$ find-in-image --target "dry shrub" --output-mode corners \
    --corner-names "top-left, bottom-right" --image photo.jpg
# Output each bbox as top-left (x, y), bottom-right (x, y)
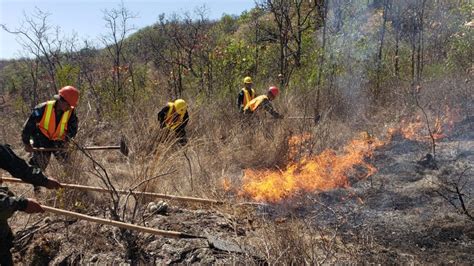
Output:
top-left (246, 217), bottom-right (342, 264)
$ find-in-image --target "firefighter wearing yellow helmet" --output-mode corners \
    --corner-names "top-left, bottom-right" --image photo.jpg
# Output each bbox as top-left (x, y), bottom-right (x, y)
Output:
top-left (237, 76), bottom-right (256, 112)
top-left (158, 99), bottom-right (189, 145)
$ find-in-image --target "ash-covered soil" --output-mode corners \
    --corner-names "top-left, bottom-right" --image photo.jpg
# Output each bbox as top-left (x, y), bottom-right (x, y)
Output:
top-left (262, 116), bottom-right (474, 263)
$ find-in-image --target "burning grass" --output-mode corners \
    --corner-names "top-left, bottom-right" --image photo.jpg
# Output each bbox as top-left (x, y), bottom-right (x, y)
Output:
top-left (388, 106), bottom-right (462, 141)
top-left (228, 133), bottom-right (385, 202)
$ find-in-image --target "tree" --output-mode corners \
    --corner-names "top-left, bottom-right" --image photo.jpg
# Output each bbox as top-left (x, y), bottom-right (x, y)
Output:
top-left (1, 8), bottom-right (68, 95)
top-left (146, 8), bottom-right (210, 98)
top-left (258, 0), bottom-right (318, 88)
top-left (100, 3), bottom-right (136, 104)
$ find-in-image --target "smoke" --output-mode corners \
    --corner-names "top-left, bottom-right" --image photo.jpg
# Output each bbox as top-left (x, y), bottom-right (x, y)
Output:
top-left (319, 0), bottom-right (471, 119)
top-left (322, 0), bottom-right (383, 116)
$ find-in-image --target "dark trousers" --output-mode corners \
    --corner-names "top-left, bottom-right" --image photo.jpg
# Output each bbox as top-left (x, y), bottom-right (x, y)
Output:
top-left (29, 150), bottom-right (69, 171)
top-left (29, 140), bottom-right (70, 171)
top-left (175, 129), bottom-right (187, 146)
top-left (0, 222), bottom-right (14, 266)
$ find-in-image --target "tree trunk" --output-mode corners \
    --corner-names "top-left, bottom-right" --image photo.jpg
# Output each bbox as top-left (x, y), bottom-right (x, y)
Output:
top-left (375, 0), bottom-right (388, 96)
top-left (316, 0), bottom-right (328, 113)
top-left (394, 29), bottom-right (400, 78)
top-left (416, 0), bottom-right (426, 82)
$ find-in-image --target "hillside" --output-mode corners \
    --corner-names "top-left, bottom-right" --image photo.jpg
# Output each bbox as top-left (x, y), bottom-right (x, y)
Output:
top-left (0, 0), bottom-right (473, 264)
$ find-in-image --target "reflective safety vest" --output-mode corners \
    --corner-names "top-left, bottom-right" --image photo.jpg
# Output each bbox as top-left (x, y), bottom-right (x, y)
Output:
top-left (241, 88), bottom-right (255, 108)
top-left (37, 101), bottom-right (72, 141)
top-left (244, 95), bottom-right (268, 113)
top-left (164, 102), bottom-right (185, 130)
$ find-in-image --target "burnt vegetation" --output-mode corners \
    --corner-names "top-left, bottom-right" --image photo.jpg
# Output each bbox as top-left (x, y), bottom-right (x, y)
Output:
top-left (0, 0), bottom-right (473, 264)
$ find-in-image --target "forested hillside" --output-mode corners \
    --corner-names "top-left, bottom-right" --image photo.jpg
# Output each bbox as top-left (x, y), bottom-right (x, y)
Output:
top-left (0, 0), bottom-right (472, 264)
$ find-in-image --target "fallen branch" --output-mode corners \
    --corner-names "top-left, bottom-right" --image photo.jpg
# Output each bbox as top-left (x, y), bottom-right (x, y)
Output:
top-left (1, 177), bottom-right (224, 205)
top-left (41, 205), bottom-right (203, 239)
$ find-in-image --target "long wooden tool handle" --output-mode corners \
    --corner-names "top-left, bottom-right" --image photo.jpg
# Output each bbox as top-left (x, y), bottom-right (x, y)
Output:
top-left (82, 146), bottom-right (121, 150)
top-left (1, 177), bottom-right (224, 204)
top-left (287, 117), bottom-right (314, 119)
top-left (41, 205), bottom-right (203, 239)
top-left (32, 146), bottom-right (120, 152)
top-left (32, 147), bottom-right (66, 152)
top-left (65, 183), bottom-right (224, 204)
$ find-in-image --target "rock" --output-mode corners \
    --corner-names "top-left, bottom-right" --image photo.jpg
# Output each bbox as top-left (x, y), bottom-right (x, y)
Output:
top-left (147, 240), bottom-right (161, 251)
top-left (155, 201), bottom-right (168, 214)
top-left (147, 202), bottom-right (157, 212)
top-left (186, 254), bottom-right (198, 263)
top-left (147, 201), bottom-right (168, 215)
top-left (149, 205), bottom-right (158, 213)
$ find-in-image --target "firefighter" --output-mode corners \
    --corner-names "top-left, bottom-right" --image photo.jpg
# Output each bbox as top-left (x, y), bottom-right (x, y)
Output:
top-left (22, 86), bottom-right (79, 171)
top-left (0, 143), bottom-right (61, 265)
top-left (157, 99), bottom-right (189, 145)
top-left (243, 86), bottom-right (283, 119)
top-left (237, 76), bottom-right (256, 112)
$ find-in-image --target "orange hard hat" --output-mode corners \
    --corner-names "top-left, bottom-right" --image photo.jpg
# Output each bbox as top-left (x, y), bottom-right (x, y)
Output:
top-left (58, 86), bottom-right (79, 107)
top-left (268, 86), bottom-right (279, 97)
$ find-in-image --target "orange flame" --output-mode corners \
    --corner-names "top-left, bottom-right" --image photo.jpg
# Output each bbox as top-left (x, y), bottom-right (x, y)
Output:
top-left (221, 177), bottom-right (232, 191)
top-left (288, 133), bottom-right (312, 160)
top-left (239, 133), bottom-right (384, 202)
top-left (389, 106), bottom-right (461, 141)
top-left (233, 106), bottom-right (460, 203)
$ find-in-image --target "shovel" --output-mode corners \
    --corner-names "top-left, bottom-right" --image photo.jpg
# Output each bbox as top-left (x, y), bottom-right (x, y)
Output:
top-left (32, 137), bottom-right (129, 156)
top-left (42, 205), bottom-right (247, 253)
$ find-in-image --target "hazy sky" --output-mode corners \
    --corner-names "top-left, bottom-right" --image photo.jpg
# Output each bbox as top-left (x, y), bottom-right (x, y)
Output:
top-left (0, 0), bottom-right (256, 60)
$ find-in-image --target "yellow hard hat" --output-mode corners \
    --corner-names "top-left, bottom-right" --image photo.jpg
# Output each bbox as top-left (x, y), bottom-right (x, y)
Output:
top-left (243, 76), bottom-right (252, 84)
top-left (174, 99), bottom-right (187, 115)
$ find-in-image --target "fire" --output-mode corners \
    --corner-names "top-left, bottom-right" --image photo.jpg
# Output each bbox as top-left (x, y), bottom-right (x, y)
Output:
top-left (231, 106), bottom-right (461, 203)
top-left (238, 133), bottom-right (384, 202)
top-left (389, 106), bottom-right (461, 141)
top-left (288, 133), bottom-right (312, 160)
top-left (221, 177), bottom-right (231, 191)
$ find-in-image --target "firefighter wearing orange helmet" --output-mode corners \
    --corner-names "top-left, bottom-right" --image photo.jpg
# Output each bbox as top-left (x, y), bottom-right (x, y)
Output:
top-left (244, 86), bottom-right (283, 119)
top-left (22, 86), bottom-right (80, 172)
top-left (157, 99), bottom-right (189, 145)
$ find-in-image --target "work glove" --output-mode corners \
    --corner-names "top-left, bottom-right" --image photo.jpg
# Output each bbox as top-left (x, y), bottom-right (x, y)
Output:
top-left (44, 178), bottom-right (62, 190)
top-left (54, 140), bottom-right (67, 148)
top-left (24, 199), bottom-right (45, 213)
top-left (24, 143), bottom-right (34, 153)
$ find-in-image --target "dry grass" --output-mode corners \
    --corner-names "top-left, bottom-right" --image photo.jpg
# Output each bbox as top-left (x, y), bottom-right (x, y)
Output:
top-left (2, 73), bottom-right (472, 263)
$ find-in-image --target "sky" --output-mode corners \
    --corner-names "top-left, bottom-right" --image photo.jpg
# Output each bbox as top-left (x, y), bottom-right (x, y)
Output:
top-left (0, 0), bottom-right (256, 60)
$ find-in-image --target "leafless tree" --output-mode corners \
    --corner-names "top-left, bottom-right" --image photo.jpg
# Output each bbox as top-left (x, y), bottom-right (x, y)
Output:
top-left (147, 9), bottom-right (209, 98)
top-left (375, 0), bottom-right (389, 95)
top-left (316, 0), bottom-right (328, 114)
top-left (259, 0), bottom-right (318, 88)
top-left (435, 166), bottom-right (473, 221)
top-left (1, 8), bottom-right (66, 94)
top-left (100, 3), bottom-right (136, 103)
